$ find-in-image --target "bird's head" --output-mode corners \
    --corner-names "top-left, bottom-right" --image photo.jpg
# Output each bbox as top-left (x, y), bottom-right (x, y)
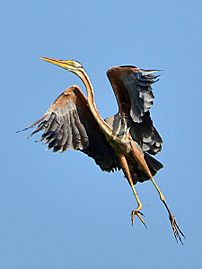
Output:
top-left (40, 57), bottom-right (84, 76)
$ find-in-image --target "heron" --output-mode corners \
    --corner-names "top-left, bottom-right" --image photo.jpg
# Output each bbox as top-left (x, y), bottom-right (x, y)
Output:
top-left (21, 57), bottom-right (185, 243)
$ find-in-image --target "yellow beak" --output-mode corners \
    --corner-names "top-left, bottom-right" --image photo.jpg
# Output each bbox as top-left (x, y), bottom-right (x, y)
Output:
top-left (40, 56), bottom-right (71, 70)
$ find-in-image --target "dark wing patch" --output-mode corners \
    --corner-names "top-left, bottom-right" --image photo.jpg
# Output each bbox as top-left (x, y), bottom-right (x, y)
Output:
top-left (107, 66), bottom-right (162, 155)
top-left (27, 86), bottom-right (120, 172)
top-left (129, 112), bottom-right (163, 155)
top-left (107, 66), bottom-right (159, 123)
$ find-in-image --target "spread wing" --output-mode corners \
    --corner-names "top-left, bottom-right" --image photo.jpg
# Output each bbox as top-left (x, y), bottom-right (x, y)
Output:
top-left (107, 66), bottom-right (163, 155)
top-left (26, 85), bottom-right (120, 172)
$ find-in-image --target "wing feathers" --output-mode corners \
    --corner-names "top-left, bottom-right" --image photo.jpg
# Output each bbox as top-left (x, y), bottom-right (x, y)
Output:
top-left (107, 67), bottom-right (158, 123)
top-left (27, 85), bottom-right (120, 172)
top-left (107, 66), bottom-right (163, 155)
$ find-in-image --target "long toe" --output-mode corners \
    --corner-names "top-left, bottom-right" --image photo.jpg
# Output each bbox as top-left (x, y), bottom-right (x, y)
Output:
top-left (169, 213), bottom-right (186, 245)
top-left (131, 210), bottom-right (147, 228)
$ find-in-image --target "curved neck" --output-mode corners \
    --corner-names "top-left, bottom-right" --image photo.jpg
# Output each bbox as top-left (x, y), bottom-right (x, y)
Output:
top-left (78, 70), bottom-right (114, 137)
top-left (79, 71), bottom-right (96, 109)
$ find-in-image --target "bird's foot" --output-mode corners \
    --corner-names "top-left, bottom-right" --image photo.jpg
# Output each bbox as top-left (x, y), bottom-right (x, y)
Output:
top-left (169, 212), bottom-right (186, 245)
top-left (131, 209), bottom-right (147, 228)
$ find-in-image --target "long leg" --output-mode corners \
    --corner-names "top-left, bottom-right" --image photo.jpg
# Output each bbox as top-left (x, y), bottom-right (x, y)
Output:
top-left (130, 145), bottom-right (185, 244)
top-left (118, 154), bottom-right (146, 227)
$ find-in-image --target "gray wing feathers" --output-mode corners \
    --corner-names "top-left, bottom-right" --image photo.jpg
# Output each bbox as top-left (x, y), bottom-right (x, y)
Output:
top-left (31, 109), bottom-right (88, 152)
top-left (107, 66), bottom-right (162, 155)
top-left (129, 112), bottom-right (162, 155)
top-left (28, 86), bottom-right (120, 172)
top-left (121, 70), bottom-right (158, 123)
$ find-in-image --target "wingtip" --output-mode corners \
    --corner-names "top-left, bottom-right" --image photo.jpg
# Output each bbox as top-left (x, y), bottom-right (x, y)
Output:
top-left (16, 126), bottom-right (33, 134)
top-left (16, 115), bottom-right (46, 135)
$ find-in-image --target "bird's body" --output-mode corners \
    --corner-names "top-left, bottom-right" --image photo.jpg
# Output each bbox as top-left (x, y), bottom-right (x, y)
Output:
top-left (21, 57), bottom-right (185, 244)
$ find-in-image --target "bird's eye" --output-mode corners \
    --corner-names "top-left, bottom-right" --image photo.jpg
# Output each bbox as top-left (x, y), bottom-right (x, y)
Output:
top-left (75, 62), bottom-right (83, 68)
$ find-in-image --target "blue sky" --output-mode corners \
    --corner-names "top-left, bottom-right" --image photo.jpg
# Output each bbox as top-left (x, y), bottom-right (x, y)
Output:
top-left (1, 0), bottom-right (202, 268)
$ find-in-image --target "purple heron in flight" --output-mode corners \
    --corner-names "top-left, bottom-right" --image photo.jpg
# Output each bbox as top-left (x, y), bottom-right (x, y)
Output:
top-left (21, 57), bottom-right (185, 244)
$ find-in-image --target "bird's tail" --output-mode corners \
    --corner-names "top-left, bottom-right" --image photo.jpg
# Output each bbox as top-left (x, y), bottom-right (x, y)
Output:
top-left (144, 153), bottom-right (163, 177)
top-left (131, 153), bottom-right (163, 184)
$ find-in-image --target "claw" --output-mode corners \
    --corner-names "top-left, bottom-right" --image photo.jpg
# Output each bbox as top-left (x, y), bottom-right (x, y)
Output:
top-left (131, 210), bottom-right (147, 229)
top-left (169, 213), bottom-right (186, 245)
top-left (162, 200), bottom-right (186, 244)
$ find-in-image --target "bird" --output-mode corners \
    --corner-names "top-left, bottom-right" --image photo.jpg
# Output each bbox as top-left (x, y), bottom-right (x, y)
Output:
top-left (20, 57), bottom-right (185, 244)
